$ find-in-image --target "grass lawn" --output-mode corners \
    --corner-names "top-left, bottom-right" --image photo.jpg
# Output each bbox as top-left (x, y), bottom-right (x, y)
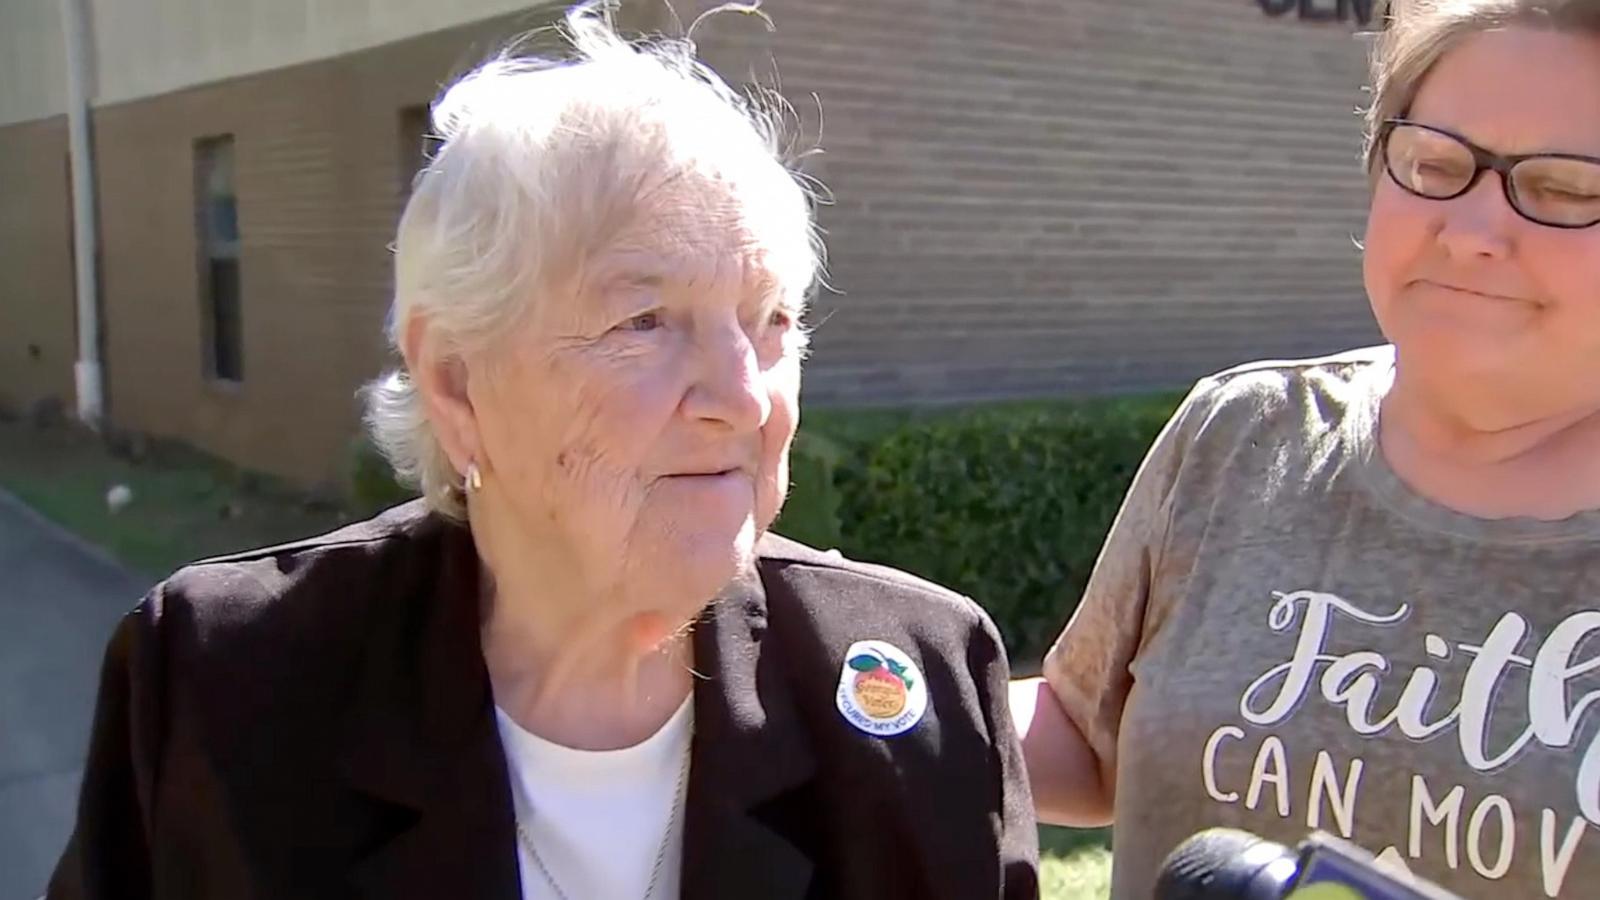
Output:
top-left (0, 418), bottom-right (358, 579)
top-left (1040, 826), bottom-right (1113, 899)
top-left (0, 416), bottom-right (1115, 899)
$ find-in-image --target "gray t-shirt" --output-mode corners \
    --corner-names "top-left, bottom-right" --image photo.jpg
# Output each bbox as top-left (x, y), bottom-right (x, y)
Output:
top-left (1044, 346), bottom-right (1600, 900)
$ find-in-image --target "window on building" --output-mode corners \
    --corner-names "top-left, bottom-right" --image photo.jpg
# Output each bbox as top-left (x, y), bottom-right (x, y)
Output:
top-left (398, 104), bottom-right (440, 197)
top-left (195, 135), bottom-right (242, 383)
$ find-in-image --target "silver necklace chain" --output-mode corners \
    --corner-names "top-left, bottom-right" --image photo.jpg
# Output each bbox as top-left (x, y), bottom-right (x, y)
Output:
top-left (514, 745), bottom-right (692, 900)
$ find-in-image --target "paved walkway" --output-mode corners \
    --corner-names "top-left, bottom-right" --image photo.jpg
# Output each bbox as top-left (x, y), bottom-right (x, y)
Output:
top-left (0, 490), bottom-right (150, 900)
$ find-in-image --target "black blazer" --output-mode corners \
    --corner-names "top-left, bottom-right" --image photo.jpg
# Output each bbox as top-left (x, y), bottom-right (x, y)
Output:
top-left (48, 501), bottom-right (1038, 899)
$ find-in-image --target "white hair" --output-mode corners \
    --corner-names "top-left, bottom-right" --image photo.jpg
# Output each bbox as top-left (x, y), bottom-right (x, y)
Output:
top-left (363, 2), bottom-right (824, 520)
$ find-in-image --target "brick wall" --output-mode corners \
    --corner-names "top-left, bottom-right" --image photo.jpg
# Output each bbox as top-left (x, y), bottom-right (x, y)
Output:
top-left (0, 0), bottom-right (1384, 487)
top-left (0, 117), bottom-right (75, 417)
top-left (706, 0), bottom-right (1384, 404)
top-left (83, 13), bottom-right (561, 487)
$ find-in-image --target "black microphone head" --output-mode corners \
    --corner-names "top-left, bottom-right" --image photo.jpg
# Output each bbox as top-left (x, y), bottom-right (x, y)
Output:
top-left (1155, 827), bottom-right (1301, 900)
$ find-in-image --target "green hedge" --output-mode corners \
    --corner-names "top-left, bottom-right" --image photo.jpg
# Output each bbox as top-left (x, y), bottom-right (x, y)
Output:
top-left (345, 392), bottom-right (1183, 663)
top-left (775, 394), bottom-right (1183, 663)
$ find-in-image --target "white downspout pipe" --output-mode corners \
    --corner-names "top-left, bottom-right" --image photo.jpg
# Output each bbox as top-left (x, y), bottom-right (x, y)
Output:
top-left (60, 0), bottom-right (103, 428)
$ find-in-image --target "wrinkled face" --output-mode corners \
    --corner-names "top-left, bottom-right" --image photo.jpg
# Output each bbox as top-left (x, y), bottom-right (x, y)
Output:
top-left (466, 170), bottom-right (808, 606)
top-left (1362, 27), bottom-right (1600, 421)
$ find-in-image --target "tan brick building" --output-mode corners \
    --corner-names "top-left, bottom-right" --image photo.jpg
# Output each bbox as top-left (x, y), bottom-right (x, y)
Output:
top-left (0, 0), bottom-right (1384, 491)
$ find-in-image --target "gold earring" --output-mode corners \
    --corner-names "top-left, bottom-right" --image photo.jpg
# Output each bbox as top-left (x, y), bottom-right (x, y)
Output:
top-left (465, 462), bottom-right (483, 493)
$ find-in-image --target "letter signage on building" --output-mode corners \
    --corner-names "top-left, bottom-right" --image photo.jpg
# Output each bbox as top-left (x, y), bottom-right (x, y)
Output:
top-left (1259, 0), bottom-right (1387, 26)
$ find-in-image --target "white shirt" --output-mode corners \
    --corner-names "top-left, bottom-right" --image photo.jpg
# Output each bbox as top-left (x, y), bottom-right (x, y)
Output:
top-left (494, 698), bottom-right (694, 900)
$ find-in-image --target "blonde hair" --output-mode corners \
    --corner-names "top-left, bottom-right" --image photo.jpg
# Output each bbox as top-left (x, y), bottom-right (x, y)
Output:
top-left (1364, 1), bottom-right (1600, 172)
top-left (363, 3), bottom-right (823, 520)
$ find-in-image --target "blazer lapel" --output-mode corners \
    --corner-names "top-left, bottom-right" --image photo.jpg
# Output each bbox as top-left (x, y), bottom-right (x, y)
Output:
top-left (681, 566), bottom-right (818, 900)
top-left (339, 517), bottom-right (521, 900)
top-left (336, 520), bottom-right (819, 900)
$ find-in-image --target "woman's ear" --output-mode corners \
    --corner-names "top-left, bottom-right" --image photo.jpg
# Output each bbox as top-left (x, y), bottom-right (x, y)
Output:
top-left (401, 312), bottom-right (480, 477)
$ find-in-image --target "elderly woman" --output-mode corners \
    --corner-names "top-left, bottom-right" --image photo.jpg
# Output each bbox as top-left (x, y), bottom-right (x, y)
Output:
top-left (1016, 1), bottom-right (1600, 898)
top-left (46, 9), bottom-right (1036, 900)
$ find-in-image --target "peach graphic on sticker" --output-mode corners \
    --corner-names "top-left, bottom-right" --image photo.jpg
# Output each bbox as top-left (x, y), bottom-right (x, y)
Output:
top-left (835, 641), bottom-right (928, 737)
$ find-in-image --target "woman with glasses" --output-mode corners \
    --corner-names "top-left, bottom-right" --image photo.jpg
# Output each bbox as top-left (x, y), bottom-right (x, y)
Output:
top-left (1014, 2), bottom-right (1600, 898)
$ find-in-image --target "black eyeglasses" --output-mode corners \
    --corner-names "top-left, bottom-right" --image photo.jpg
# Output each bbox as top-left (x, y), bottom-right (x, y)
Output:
top-left (1379, 119), bottom-right (1600, 229)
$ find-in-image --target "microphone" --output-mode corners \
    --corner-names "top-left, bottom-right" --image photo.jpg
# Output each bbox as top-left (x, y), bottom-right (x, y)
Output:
top-left (1155, 828), bottom-right (1465, 900)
